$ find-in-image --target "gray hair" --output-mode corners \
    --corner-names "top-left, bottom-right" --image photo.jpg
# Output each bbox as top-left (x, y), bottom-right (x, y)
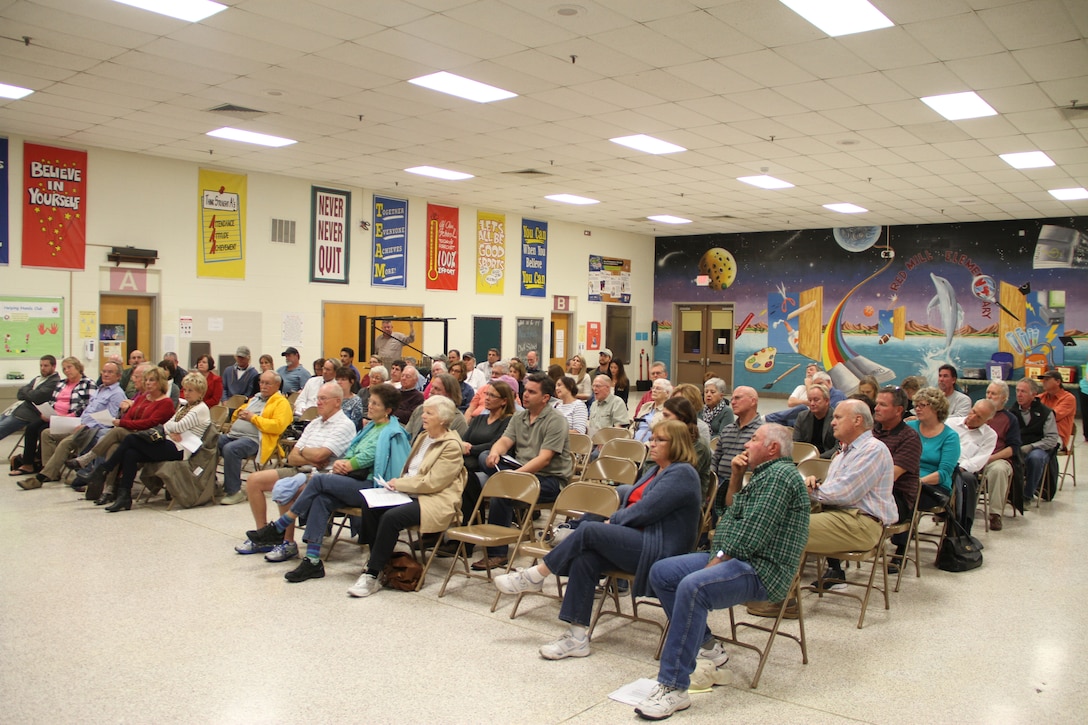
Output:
top-left (431, 361), bottom-right (447, 374)
top-left (370, 365), bottom-right (389, 382)
top-left (1017, 377), bottom-right (1040, 395)
top-left (704, 377), bottom-right (728, 395)
top-left (812, 371), bottom-right (832, 387)
top-left (650, 361), bottom-right (667, 373)
top-left (422, 395), bottom-right (458, 427)
top-left (319, 381), bottom-right (344, 401)
top-left (973, 398), bottom-right (996, 419)
top-left (806, 384), bottom-right (830, 401)
top-left (401, 365), bottom-right (420, 384)
top-left (840, 398), bottom-right (873, 430)
top-left (986, 381), bottom-right (1009, 404)
top-left (491, 360), bottom-right (509, 375)
top-left (652, 378), bottom-right (674, 395)
top-left (760, 423), bottom-right (794, 459)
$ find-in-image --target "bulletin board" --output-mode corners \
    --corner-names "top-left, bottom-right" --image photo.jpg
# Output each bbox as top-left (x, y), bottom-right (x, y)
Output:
top-left (178, 309), bottom-right (262, 369)
top-left (588, 255), bottom-right (632, 303)
top-left (0, 296), bottom-right (65, 360)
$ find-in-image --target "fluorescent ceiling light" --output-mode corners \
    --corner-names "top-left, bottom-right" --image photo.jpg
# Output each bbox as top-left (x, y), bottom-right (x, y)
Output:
top-left (1000, 151), bottom-right (1054, 169)
top-left (206, 127), bottom-right (296, 148)
top-left (408, 71), bottom-right (516, 103)
top-left (0, 82), bottom-right (34, 100)
top-left (779, 0), bottom-right (893, 37)
top-left (1049, 187), bottom-right (1088, 201)
top-left (405, 166), bottom-right (473, 181)
top-left (112, 0), bottom-right (227, 22)
top-left (737, 175), bottom-right (794, 190)
top-left (921, 91), bottom-right (997, 121)
top-left (610, 134), bottom-right (686, 155)
top-left (647, 215), bottom-right (692, 224)
top-left (824, 203), bottom-right (868, 214)
top-left (545, 194), bottom-right (599, 205)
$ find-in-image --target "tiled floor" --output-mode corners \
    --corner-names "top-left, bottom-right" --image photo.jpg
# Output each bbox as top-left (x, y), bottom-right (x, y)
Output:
top-left (3, 436), bottom-right (1087, 723)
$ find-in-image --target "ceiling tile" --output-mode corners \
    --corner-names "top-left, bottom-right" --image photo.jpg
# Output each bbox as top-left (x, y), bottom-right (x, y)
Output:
top-left (978, 0), bottom-right (1083, 49)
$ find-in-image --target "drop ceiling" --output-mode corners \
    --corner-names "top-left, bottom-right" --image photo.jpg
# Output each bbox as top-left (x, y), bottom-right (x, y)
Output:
top-left (0, 0), bottom-right (1085, 235)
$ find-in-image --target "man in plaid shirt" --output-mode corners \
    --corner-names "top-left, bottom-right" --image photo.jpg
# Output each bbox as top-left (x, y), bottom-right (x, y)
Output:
top-left (632, 424), bottom-right (809, 721)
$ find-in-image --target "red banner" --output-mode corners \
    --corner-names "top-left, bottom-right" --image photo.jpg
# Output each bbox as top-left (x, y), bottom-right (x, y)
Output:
top-left (426, 203), bottom-right (458, 290)
top-left (22, 143), bottom-right (87, 270)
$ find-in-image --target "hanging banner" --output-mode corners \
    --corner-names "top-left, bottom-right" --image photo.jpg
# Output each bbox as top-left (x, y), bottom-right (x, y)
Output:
top-left (426, 203), bottom-right (458, 291)
top-left (373, 195), bottom-right (407, 288)
top-left (197, 168), bottom-right (246, 279)
top-left (520, 218), bottom-right (547, 298)
top-left (0, 138), bottom-right (8, 265)
top-left (22, 142), bottom-right (87, 270)
top-left (588, 254), bottom-right (632, 303)
top-left (310, 186), bottom-right (350, 284)
top-left (476, 211), bottom-right (506, 295)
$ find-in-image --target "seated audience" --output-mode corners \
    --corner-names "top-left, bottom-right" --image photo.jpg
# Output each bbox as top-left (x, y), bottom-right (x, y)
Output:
top-left (276, 347), bottom-right (311, 395)
top-left (947, 399), bottom-right (998, 534)
top-left (711, 386), bottom-right (763, 516)
top-left (786, 364), bottom-right (820, 407)
top-left (553, 376), bottom-right (589, 434)
top-left (294, 359), bottom-right (338, 416)
top-left (588, 374), bottom-right (631, 438)
top-left (217, 371), bottom-right (293, 505)
top-left (335, 367), bottom-right (364, 429)
top-left (609, 358), bottom-right (630, 404)
top-left (222, 346), bottom-right (259, 402)
top-left (0, 355), bottom-right (59, 442)
top-left (938, 364), bottom-right (972, 418)
top-left (871, 386), bottom-right (921, 571)
top-left (339, 347), bottom-right (362, 385)
top-left (447, 360), bottom-right (475, 411)
top-left (633, 378), bottom-right (672, 443)
top-left (906, 387), bottom-right (961, 510)
top-left (793, 385), bottom-right (837, 458)
top-left (406, 373), bottom-right (467, 440)
top-left (981, 382), bottom-right (1023, 529)
top-left (566, 355), bottom-right (591, 401)
top-left (1013, 377), bottom-right (1059, 503)
top-left (1038, 370), bottom-right (1075, 450)
top-left (856, 375), bottom-right (879, 403)
top-left (701, 377), bottom-right (734, 438)
top-left (660, 397), bottom-right (713, 500)
top-left (194, 354), bottom-right (223, 408)
top-left (393, 366), bottom-right (425, 424)
top-left (670, 384), bottom-right (711, 446)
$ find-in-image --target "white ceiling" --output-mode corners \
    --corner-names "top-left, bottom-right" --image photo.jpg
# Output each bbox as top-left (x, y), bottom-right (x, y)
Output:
top-left (1, 0), bottom-right (1086, 236)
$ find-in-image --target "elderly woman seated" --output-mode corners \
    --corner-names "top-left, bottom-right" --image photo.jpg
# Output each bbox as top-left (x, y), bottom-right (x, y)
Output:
top-left (406, 373), bottom-right (467, 440)
top-left (493, 419), bottom-right (701, 660)
top-left (245, 383), bottom-right (410, 583)
top-left (633, 378), bottom-right (673, 443)
top-left (344, 396), bottom-right (468, 598)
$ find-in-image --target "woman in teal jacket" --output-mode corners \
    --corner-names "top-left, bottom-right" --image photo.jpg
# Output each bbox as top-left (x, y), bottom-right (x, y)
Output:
top-left (246, 384), bottom-right (411, 583)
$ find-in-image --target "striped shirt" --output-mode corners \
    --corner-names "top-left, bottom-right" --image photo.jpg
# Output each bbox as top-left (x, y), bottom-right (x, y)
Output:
top-left (814, 430), bottom-right (897, 524)
top-left (711, 414), bottom-right (763, 515)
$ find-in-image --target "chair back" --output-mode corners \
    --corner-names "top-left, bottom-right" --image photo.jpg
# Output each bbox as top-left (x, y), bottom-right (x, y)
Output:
top-left (582, 456), bottom-right (639, 486)
top-left (569, 432), bottom-right (592, 477)
top-left (552, 480), bottom-right (621, 520)
top-left (796, 457), bottom-right (830, 484)
top-left (299, 406), bottom-right (319, 422)
top-left (224, 394), bottom-right (248, 409)
top-left (791, 441), bottom-right (820, 464)
top-left (287, 391), bottom-right (300, 406)
top-left (695, 471), bottom-right (719, 549)
top-left (209, 404), bottom-right (230, 429)
top-left (592, 426), bottom-right (632, 446)
top-left (466, 470), bottom-right (540, 525)
top-left (599, 437), bottom-right (649, 469)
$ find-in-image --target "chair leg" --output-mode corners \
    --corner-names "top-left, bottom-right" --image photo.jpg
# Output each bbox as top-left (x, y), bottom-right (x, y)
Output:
top-left (437, 542), bottom-right (469, 598)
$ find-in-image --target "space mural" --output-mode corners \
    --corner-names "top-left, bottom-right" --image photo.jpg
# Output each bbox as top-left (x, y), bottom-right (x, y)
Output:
top-left (653, 216), bottom-right (1088, 395)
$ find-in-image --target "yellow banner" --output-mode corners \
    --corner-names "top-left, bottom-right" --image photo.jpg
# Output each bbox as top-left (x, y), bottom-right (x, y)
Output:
top-left (197, 168), bottom-right (246, 279)
top-left (476, 211), bottom-right (506, 294)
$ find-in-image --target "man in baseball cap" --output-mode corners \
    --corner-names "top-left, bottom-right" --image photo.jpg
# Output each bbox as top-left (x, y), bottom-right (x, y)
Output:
top-left (277, 347), bottom-right (310, 395)
top-left (222, 345), bottom-right (258, 402)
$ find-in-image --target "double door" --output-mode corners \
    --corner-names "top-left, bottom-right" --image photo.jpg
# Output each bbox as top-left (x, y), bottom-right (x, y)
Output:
top-left (674, 303), bottom-right (734, 390)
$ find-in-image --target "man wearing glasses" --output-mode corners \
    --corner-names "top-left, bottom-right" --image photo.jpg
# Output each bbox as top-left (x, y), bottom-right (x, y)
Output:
top-left (218, 371), bottom-right (293, 505)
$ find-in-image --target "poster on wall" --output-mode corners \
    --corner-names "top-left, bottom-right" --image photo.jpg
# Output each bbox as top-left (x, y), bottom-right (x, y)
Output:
top-left (586, 321), bottom-right (601, 351)
top-left (426, 203), bottom-right (459, 291)
top-left (197, 168), bottom-right (246, 279)
top-left (373, 195), bottom-right (407, 288)
top-left (516, 318), bottom-right (544, 361)
top-left (588, 255), bottom-right (631, 303)
top-left (520, 218), bottom-right (547, 297)
top-left (0, 138), bottom-right (8, 265)
top-left (0, 296), bottom-right (64, 360)
top-left (22, 142), bottom-right (87, 270)
top-left (476, 211), bottom-right (506, 294)
top-left (310, 186), bottom-right (350, 284)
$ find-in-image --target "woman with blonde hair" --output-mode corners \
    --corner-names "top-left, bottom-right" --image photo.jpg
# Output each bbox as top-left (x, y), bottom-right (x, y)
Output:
top-left (567, 354), bottom-right (591, 401)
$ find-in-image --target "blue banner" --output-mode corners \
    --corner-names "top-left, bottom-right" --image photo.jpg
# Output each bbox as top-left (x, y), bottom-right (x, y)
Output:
top-left (0, 138), bottom-right (7, 265)
top-left (373, 195), bottom-right (407, 288)
top-left (520, 218), bottom-right (547, 297)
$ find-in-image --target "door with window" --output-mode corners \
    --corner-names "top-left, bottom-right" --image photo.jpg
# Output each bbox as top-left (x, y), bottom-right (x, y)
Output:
top-left (99, 294), bottom-right (155, 370)
top-left (673, 303), bottom-right (734, 391)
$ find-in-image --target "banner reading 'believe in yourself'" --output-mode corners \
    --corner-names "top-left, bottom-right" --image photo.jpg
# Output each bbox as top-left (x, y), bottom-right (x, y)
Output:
top-left (22, 143), bottom-right (87, 270)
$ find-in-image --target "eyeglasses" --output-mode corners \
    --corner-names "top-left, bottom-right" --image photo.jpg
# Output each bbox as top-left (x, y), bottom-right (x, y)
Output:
top-left (914, 401), bottom-right (930, 409)
top-left (316, 395), bottom-right (334, 402)
top-left (650, 436), bottom-right (670, 444)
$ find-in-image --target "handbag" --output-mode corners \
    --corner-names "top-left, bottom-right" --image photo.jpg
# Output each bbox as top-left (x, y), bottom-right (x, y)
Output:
top-left (135, 425), bottom-right (165, 442)
top-left (936, 516), bottom-right (983, 572)
top-left (380, 551), bottom-right (423, 592)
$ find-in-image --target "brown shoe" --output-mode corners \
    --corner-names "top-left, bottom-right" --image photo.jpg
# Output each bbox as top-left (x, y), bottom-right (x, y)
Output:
top-left (471, 556), bottom-right (508, 571)
top-left (989, 514), bottom-right (1003, 531)
top-left (17, 474), bottom-right (45, 490)
top-left (746, 598), bottom-right (798, 620)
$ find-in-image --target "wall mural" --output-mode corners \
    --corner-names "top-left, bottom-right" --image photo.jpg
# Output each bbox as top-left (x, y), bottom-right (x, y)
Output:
top-left (654, 216), bottom-right (1088, 395)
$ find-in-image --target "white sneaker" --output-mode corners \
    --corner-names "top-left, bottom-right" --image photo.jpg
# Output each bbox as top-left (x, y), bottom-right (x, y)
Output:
top-left (688, 659), bottom-right (734, 691)
top-left (697, 639), bottom-right (729, 668)
top-left (494, 568), bottom-right (544, 594)
top-left (219, 490), bottom-right (246, 505)
top-left (635, 683), bottom-right (691, 720)
top-left (539, 632), bottom-right (590, 660)
top-left (347, 573), bottom-right (381, 598)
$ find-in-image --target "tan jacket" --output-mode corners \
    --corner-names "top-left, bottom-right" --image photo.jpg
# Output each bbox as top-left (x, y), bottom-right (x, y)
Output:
top-left (393, 429), bottom-right (467, 533)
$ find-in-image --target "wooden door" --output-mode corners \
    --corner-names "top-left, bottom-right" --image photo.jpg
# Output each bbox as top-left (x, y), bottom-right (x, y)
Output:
top-left (550, 312), bottom-right (571, 368)
top-left (99, 294), bottom-right (154, 369)
top-left (322, 302), bottom-right (423, 373)
top-left (674, 303), bottom-right (734, 391)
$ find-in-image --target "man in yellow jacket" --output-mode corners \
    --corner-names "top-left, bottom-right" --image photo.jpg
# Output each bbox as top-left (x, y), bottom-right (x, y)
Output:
top-left (218, 370), bottom-right (292, 505)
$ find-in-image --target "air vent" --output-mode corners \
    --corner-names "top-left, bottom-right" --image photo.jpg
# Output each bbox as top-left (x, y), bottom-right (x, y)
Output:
top-left (502, 168), bottom-right (552, 177)
top-left (1059, 103), bottom-right (1088, 122)
top-left (207, 103), bottom-right (267, 120)
top-left (271, 218), bottom-right (296, 244)
top-left (705, 214), bottom-right (737, 220)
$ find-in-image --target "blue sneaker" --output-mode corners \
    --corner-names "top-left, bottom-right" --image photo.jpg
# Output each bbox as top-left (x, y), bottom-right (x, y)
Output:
top-left (235, 539), bottom-right (274, 555)
top-left (264, 541), bottom-right (299, 562)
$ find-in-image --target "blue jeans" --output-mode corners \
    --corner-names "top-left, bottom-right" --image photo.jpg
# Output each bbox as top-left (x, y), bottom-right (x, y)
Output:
top-left (0, 414), bottom-right (28, 442)
top-left (218, 435), bottom-right (260, 494)
top-left (542, 521), bottom-right (644, 626)
top-left (484, 473), bottom-right (562, 558)
top-left (292, 473), bottom-right (367, 546)
top-left (651, 553), bottom-right (767, 690)
top-left (1023, 447), bottom-right (1052, 499)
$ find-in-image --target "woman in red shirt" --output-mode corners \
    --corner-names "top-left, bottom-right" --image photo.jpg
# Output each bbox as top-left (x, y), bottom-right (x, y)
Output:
top-left (195, 354), bottom-right (223, 407)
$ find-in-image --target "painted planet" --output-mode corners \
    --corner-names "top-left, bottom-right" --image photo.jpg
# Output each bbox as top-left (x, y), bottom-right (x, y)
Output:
top-left (833, 226), bottom-right (881, 252)
top-left (698, 247), bottom-right (737, 290)
top-left (863, 305), bottom-right (875, 317)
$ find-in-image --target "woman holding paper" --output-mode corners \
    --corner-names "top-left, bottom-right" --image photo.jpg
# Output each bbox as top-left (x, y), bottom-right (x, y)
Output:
top-left (345, 395), bottom-right (467, 598)
top-left (87, 373), bottom-right (211, 512)
top-left (13, 356), bottom-right (93, 476)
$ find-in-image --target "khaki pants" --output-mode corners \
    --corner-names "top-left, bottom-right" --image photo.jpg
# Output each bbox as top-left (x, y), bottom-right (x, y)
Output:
top-left (41, 427), bottom-right (97, 481)
top-left (982, 459), bottom-right (1012, 517)
top-left (805, 508), bottom-right (882, 555)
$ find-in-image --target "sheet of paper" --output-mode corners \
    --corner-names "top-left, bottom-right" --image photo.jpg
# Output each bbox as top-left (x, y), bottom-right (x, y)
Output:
top-left (178, 431), bottom-right (203, 453)
top-left (49, 416), bottom-right (80, 435)
top-left (35, 402), bottom-right (55, 418)
top-left (89, 410), bottom-right (115, 427)
top-left (360, 487), bottom-right (412, 508)
top-left (608, 678), bottom-right (659, 706)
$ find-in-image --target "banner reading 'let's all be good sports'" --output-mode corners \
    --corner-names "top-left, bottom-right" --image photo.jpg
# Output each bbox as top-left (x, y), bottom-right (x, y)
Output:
top-left (476, 211), bottom-right (506, 294)
top-left (197, 168), bottom-right (246, 279)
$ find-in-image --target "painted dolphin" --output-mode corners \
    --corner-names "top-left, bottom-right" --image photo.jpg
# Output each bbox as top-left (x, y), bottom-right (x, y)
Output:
top-left (927, 273), bottom-right (964, 351)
